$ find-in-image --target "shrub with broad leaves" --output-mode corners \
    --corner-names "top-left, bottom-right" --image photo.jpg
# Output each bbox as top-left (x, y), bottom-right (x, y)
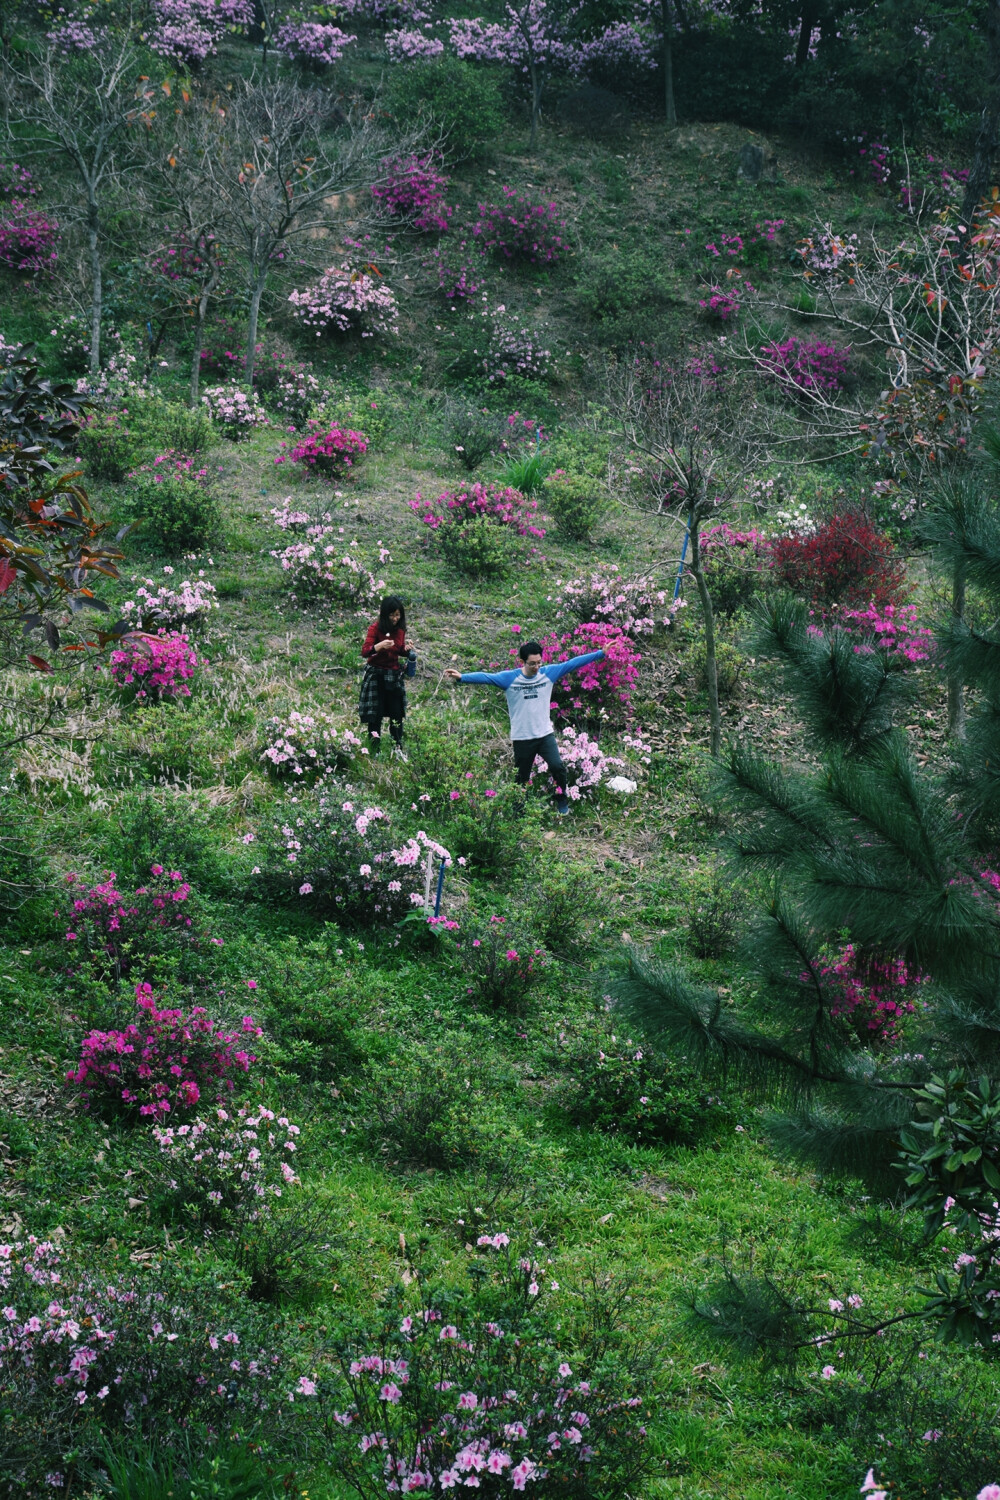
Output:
top-left (270, 522), bottom-right (389, 608)
top-left (120, 569), bottom-right (218, 632)
top-left (288, 263), bottom-right (400, 340)
top-left (254, 785), bottom-right (450, 927)
top-left (274, 420), bottom-right (368, 480)
top-left (60, 865), bottom-right (204, 982)
top-left (542, 470), bottom-right (605, 540)
top-left (767, 511), bottom-right (908, 613)
top-left (290, 1233), bottom-right (655, 1499)
top-left (66, 980), bottom-right (262, 1119)
top-left (201, 383), bottom-right (269, 437)
top-left (261, 707), bottom-right (364, 779)
top-left (373, 152), bottom-right (451, 232)
top-left (152, 1104), bottom-right (301, 1228)
top-left (274, 19), bottom-right (356, 67)
top-left (554, 1031), bottom-right (730, 1146)
top-left (473, 187), bottom-right (567, 265)
top-left (109, 632), bottom-right (199, 702)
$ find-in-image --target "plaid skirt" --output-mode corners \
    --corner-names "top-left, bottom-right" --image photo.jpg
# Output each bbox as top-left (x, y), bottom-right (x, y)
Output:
top-left (358, 665), bottom-right (407, 726)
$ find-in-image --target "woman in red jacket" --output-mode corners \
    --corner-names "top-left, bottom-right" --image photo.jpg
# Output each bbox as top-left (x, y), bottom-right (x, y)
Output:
top-left (359, 595), bottom-right (411, 759)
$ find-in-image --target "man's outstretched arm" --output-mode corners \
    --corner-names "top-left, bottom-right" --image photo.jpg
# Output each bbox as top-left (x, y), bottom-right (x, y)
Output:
top-left (543, 650), bottom-right (605, 684)
top-left (444, 667), bottom-right (520, 687)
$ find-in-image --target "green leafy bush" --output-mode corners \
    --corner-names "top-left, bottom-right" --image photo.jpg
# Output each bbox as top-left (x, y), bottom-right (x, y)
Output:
top-left (121, 452), bottom-right (221, 553)
top-left (686, 871), bottom-right (744, 959)
top-left (692, 637), bottom-right (745, 700)
top-left (542, 469), bottom-right (606, 539)
top-left (441, 400), bottom-right (508, 470)
top-left (438, 513), bottom-right (520, 579)
top-left (497, 448), bottom-right (548, 497)
top-left (429, 780), bottom-right (529, 879)
top-left (384, 57), bottom-right (506, 160)
top-left (521, 860), bottom-right (602, 959)
top-left (78, 411), bottom-right (147, 482)
top-left (555, 1033), bottom-right (730, 1146)
top-left (134, 396), bottom-right (214, 455)
top-left (574, 246), bottom-right (676, 343)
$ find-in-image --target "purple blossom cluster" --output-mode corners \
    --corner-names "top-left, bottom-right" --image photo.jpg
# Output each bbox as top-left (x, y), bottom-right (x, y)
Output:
top-left (149, 0), bottom-right (253, 65)
top-left (372, 153), bottom-right (451, 233)
top-left (759, 336), bottom-right (852, 393)
top-left (698, 278), bottom-right (753, 322)
top-left (274, 20), bottom-right (357, 67)
top-left (274, 420), bottom-right (369, 480)
top-left (425, 242), bottom-right (483, 300)
top-left (109, 632), bottom-right (199, 702)
top-left (201, 384), bottom-right (269, 436)
top-left (0, 160), bottom-right (37, 201)
top-left (0, 204), bottom-right (59, 274)
top-left (410, 481), bottom-right (545, 538)
top-left (46, 20), bottom-right (101, 50)
top-left (288, 262), bottom-right (400, 340)
top-left (385, 26), bottom-right (443, 58)
top-left (473, 187), bottom-right (566, 265)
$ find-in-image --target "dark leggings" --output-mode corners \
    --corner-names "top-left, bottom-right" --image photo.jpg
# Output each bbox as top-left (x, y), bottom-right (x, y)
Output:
top-left (512, 733), bottom-right (566, 794)
top-left (368, 718), bottom-right (403, 745)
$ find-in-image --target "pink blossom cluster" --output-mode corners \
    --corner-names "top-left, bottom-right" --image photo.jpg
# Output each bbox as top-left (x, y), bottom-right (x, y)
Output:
top-left (899, 152), bottom-right (969, 212)
top-left (372, 152), bottom-right (451, 232)
top-left (261, 708), bottom-right (364, 778)
top-left (60, 866), bottom-right (198, 978)
top-left (120, 569), bottom-right (218, 632)
top-left (816, 943), bottom-right (924, 1043)
top-left (65, 981), bottom-right (262, 1118)
top-left (109, 632), bottom-right (199, 702)
top-left (530, 623), bottom-right (641, 722)
top-left (274, 20), bottom-right (357, 66)
top-left (288, 263), bottom-right (400, 340)
top-left (149, 0), bottom-right (253, 65)
top-left (552, 562), bottom-right (676, 637)
top-left (201, 384), bottom-right (269, 436)
top-left (426, 243), bottom-right (484, 300)
top-left (797, 226), bottom-right (859, 277)
top-left (699, 279), bottom-right (753, 322)
top-left (46, 20), bottom-right (101, 49)
top-left (759, 336), bottom-right (852, 393)
top-left (534, 726), bottom-right (625, 801)
top-left (270, 529), bottom-right (389, 609)
top-left (0, 161), bottom-right (37, 201)
top-left (153, 1104), bottom-right (301, 1218)
top-left (410, 482), bottom-right (545, 538)
top-left (845, 133), bottom-right (892, 188)
top-left (839, 602), bottom-right (934, 663)
top-left (0, 203), bottom-right (59, 274)
top-left (486, 307), bottom-right (552, 383)
top-left (274, 421), bottom-right (368, 480)
top-left (148, 229), bottom-right (223, 282)
top-left (336, 0), bottom-right (430, 20)
top-left (473, 187), bottom-right (566, 265)
top-left (385, 26), bottom-right (443, 58)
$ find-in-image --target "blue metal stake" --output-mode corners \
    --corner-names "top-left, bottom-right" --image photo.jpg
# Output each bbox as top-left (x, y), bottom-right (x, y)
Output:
top-left (673, 523), bottom-right (691, 602)
top-left (433, 858), bottom-right (448, 918)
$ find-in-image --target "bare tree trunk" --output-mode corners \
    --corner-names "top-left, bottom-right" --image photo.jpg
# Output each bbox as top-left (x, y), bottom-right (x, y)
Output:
top-left (794, 3), bottom-right (819, 66)
top-left (662, 0), bottom-right (676, 127)
top-left (190, 266), bottom-right (219, 408)
top-left (86, 191), bottom-right (101, 375)
top-left (961, 0), bottom-right (1000, 229)
top-left (246, 274), bottom-right (266, 388)
top-left (948, 565), bottom-right (967, 741)
top-left (689, 515), bottom-right (721, 756)
top-left (529, 59), bottom-right (540, 152)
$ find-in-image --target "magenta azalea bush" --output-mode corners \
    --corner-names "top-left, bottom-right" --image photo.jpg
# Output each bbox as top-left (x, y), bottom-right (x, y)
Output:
top-left (449, 913), bottom-right (547, 1013)
top-left (424, 240), bottom-right (483, 301)
top-left (699, 279), bottom-right (752, 322)
top-left (0, 204), bottom-right (59, 273)
top-left (372, 152), bottom-right (451, 232)
top-left (274, 19), bottom-right (356, 66)
top-left (66, 981), bottom-right (262, 1119)
top-left (60, 866), bottom-right (202, 981)
top-left (817, 943), bottom-right (925, 1044)
top-left (109, 632), bottom-right (199, 702)
top-left (529, 623), bottom-right (641, 724)
top-left (288, 262), bottom-right (400, 340)
top-left (410, 482), bottom-right (545, 538)
top-left (760, 336), bottom-right (852, 394)
top-left (838, 602), bottom-right (935, 663)
top-left (473, 188), bottom-right (567, 265)
top-left (274, 420), bottom-right (368, 479)
top-left (0, 160), bottom-right (37, 201)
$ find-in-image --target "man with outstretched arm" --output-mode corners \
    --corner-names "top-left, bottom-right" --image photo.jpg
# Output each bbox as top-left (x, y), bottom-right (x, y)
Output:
top-left (444, 639), bottom-right (605, 815)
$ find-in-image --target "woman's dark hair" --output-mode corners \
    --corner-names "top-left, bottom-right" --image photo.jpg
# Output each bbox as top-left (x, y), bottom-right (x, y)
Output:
top-left (519, 640), bottom-right (543, 662)
top-left (378, 596), bottom-right (406, 632)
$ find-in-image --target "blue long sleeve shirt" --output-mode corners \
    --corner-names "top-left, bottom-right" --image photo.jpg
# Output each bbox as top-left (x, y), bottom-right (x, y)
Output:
top-left (459, 651), bottom-right (605, 740)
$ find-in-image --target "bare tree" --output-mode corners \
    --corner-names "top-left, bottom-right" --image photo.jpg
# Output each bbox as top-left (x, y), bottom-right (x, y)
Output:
top-left (205, 78), bottom-right (421, 387)
top-left (613, 352), bottom-right (764, 757)
top-left (4, 38), bottom-right (157, 374)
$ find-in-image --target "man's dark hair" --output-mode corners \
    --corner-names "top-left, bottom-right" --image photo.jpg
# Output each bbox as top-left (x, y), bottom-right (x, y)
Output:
top-left (519, 640), bottom-right (543, 662)
top-left (378, 595), bottom-right (407, 631)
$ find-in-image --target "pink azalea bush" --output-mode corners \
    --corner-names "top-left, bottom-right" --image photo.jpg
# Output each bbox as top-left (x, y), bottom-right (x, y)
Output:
top-left (473, 188), bottom-right (567, 265)
top-left (109, 633), bottom-right (199, 702)
top-left (424, 240), bottom-right (483, 300)
top-left (528, 623), bottom-right (641, 724)
top-left (817, 943), bottom-right (926, 1043)
top-left (759, 336), bottom-right (852, 394)
top-left (0, 160), bottom-right (37, 200)
top-left (699, 279), bottom-right (753, 322)
top-left (532, 726), bottom-right (625, 803)
top-left (270, 519), bottom-right (389, 608)
top-left (274, 420), bottom-right (368, 480)
top-left (149, 0), bottom-right (253, 66)
top-left (552, 562), bottom-right (678, 638)
top-left (838, 602), bottom-right (935, 663)
top-left (372, 152), bottom-right (451, 232)
top-left (485, 307), bottom-right (552, 383)
top-left (201, 383), bottom-right (269, 437)
top-left (291, 1232), bottom-right (652, 1496)
top-left (60, 866), bottom-right (202, 981)
top-left (410, 482), bottom-right (545, 538)
top-left (274, 20), bottom-right (356, 67)
top-left (152, 1104), bottom-right (301, 1226)
top-left (261, 708), bottom-right (364, 779)
top-left (452, 913), bottom-right (547, 1012)
top-left (385, 26), bottom-right (443, 58)
top-left (120, 569), bottom-right (218, 632)
top-left (0, 204), bottom-right (59, 273)
top-left (256, 786), bottom-right (450, 926)
top-left (65, 981), bottom-right (262, 1119)
top-left (288, 263), bottom-right (400, 340)
top-left (796, 226), bottom-right (859, 277)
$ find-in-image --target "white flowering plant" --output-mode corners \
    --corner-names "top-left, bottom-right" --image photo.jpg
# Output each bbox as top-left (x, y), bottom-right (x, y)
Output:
top-left (288, 262), bottom-right (400, 341)
top-left (261, 708), bottom-right (365, 779)
top-left (151, 1103), bottom-right (301, 1230)
top-left (119, 568), bottom-right (219, 632)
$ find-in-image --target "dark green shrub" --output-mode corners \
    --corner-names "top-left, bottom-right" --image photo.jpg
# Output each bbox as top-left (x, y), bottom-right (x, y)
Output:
top-left (522, 860), bottom-right (601, 959)
top-left (134, 397), bottom-right (214, 455)
top-left (686, 871), bottom-right (744, 959)
top-left (441, 400), bottom-right (508, 470)
top-left (574, 246), bottom-right (676, 343)
top-left (101, 793), bottom-right (236, 897)
top-left (383, 57), bottom-right (506, 160)
top-left (451, 911), bottom-right (548, 1014)
top-left (555, 1033), bottom-right (730, 1146)
top-left (438, 514), bottom-right (519, 579)
top-left (542, 470), bottom-right (606, 539)
top-left (78, 411), bottom-right (147, 482)
top-left (121, 451), bottom-right (220, 552)
top-left (430, 781), bottom-right (530, 879)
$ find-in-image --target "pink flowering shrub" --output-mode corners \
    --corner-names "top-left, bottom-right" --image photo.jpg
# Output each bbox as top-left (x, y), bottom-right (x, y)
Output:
top-left (120, 570), bottom-right (218, 632)
top-left (256, 786), bottom-right (450, 926)
top-left (451, 913), bottom-right (546, 1013)
top-left (0, 161), bottom-right (37, 201)
top-left (152, 1104), bottom-right (301, 1228)
top-left (473, 188), bottom-right (567, 265)
top-left (293, 1233), bottom-right (653, 1497)
top-left (816, 943), bottom-right (925, 1043)
top-left (0, 204), bottom-right (59, 273)
top-left (65, 981), bottom-right (262, 1119)
top-left (201, 383), bottom-right (269, 437)
top-left (274, 20), bottom-right (356, 67)
top-left (552, 562), bottom-right (677, 638)
top-left (532, 726), bottom-right (625, 803)
top-left (410, 482), bottom-right (545, 538)
top-left (261, 707), bottom-right (364, 779)
top-left (123, 451), bottom-right (220, 551)
top-left (424, 240), bottom-right (483, 300)
top-left (385, 26), bottom-right (444, 58)
top-left (274, 420), bottom-right (368, 480)
top-left (838, 603), bottom-right (935, 663)
top-left (796, 226), bottom-right (859, 277)
top-left (288, 263), bottom-right (400, 340)
top-left (528, 623), bottom-right (640, 725)
top-left (420, 780), bottom-right (527, 876)
top-left (700, 523), bottom-right (771, 617)
top-left (759, 336), bottom-right (852, 394)
top-left (149, 0), bottom-right (253, 66)
top-left (0, 1238), bottom-right (282, 1494)
top-left (485, 308), bottom-right (552, 383)
top-left (270, 519), bottom-right (389, 607)
top-left (109, 632), bottom-right (199, 702)
top-left (60, 865), bottom-right (203, 982)
top-left (372, 152), bottom-right (451, 232)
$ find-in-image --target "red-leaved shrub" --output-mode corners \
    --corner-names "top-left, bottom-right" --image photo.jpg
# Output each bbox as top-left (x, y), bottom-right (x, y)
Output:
top-left (767, 512), bottom-right (908, 613)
